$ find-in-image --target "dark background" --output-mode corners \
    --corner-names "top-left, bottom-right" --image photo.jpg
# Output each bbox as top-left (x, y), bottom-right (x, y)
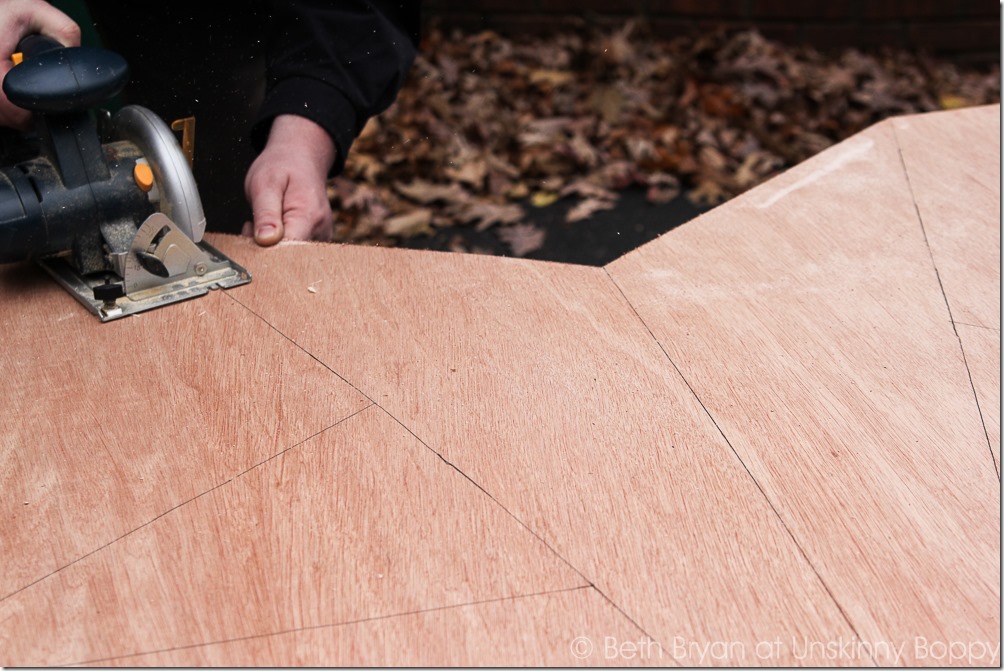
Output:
top-left (57, 1), bottom-right (1003, 67)
top-left (421, 0), bottom-right (1001, 65)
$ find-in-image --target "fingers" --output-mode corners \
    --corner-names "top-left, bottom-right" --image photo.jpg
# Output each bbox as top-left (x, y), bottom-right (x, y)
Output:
top-left (0, 0), bottom-right (80, 130)
top-left (258, 193), bottom-right (333, 245)
top-left (245, 150), bottom-right (334, 247)
top-left (0, 70), bottom-right (30, 129)
top-left (244, 114), bottom-right (336, 246)
top-left (281, 197), bottom-right (333, 242)
top-left (27, 1), bottom-right (80, 47)
top-left (247, 177), bottom-right (332, 246)
top-left (0, 0), bottom-right (79, 51)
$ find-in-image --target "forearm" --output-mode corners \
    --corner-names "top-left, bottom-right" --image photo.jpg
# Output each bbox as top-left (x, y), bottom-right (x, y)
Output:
top-left (266, 114), bottom-right (337, 175)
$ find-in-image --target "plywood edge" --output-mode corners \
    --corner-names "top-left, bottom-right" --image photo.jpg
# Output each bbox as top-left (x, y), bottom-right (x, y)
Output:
top-left (605, 119), bottom-right (897, 273)
top-left (208, 231), bottom-right (611, 276)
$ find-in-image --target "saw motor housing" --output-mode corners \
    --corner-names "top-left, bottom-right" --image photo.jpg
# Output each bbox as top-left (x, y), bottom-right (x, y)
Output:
top-left (0, 35), bottom-right (249, 321)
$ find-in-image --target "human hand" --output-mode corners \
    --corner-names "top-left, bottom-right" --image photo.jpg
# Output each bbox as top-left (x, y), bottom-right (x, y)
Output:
top-left (242, 114), bottom-right (336, 246)
top-left (0, 0), bottom-right (80, 129)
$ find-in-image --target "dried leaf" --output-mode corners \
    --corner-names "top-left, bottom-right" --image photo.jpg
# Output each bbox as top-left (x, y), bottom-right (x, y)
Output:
top-left (643, 172), bottom-right (681, 204)
top-left (598, 19), bottom-right (637, 66)
top-left (688, 180), bottom-right (729, 207)
top-left (384, 208), bottom-right (433, 237)
top-left (567, 197), bottom-right (616, 222)
top-left (394, 179), bottom-right (470, 205)
top-left (560, 178), bottom-right (617, 201)
top-left (519, 117), bottom-right (573, 146)
top-left (506, 182), bottom-right (530, 200)
top-left (329, 20), bottom-right (999, 255)
top-left (531, 191), bottom-right (560, 208)
top-left (939, 94), bottom-right (970, 110)
top-left (445, 158), bottom-right (488, 188)
top-left (589, 86), bottom-right (627, 124)
top-left (497, 223), bottom-right (546, 256)
top-left (529, 69), bottom-right (575, 88)
top-left (456, 201), bottom-right (525, 231)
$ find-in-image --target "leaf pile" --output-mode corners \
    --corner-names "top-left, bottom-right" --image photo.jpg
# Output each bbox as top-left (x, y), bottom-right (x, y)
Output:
top-left (330, 22), bottom-right (1000, 256)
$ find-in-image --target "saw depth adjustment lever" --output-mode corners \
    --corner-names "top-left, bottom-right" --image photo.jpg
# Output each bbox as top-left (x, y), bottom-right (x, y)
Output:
top-left (0, 35), bottom-right (249, 321)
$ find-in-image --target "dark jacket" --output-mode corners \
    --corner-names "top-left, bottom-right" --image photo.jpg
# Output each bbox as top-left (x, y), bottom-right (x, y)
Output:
top-left (253, 1), bottom-right (421, 175)
top-left (83, 1), bottom-right (421, 230)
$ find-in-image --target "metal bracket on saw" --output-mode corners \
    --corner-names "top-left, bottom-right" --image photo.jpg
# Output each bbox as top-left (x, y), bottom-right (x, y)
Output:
top-left (0, 39), bottom-right (252, 321)
top-left (38, 213), bottom-right (251, 322)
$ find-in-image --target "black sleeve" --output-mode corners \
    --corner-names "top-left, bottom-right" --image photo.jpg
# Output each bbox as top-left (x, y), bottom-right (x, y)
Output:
top-left (251, 0), bottom-right (421, 175)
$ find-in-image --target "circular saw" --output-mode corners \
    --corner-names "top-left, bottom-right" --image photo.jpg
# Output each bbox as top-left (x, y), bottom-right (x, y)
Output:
top-left (0, 35), bottom-right (250, 321)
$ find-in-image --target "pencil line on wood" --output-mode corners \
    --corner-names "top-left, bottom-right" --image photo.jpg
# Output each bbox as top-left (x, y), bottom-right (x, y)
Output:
top-left (602, 267), bottom-right (871, 662)
top-left (69, 584), bottom-right (598, 666)
top-left (0, 407), bottom-right (372, 605)
top-left (891, 122), bottom-right (1000, 480)
top-left (953, 320), bottom-right (1000, 332)
top-left (222, 291), bottom-right (652, 639)
top-left (224, 291), bottom-right (379, 405)
top-left (232, 403), bottom-right (375, 481)
top-left (371, 404), bottom-right (656, 642)
top-left (0, 476), bottom-right (230, 604)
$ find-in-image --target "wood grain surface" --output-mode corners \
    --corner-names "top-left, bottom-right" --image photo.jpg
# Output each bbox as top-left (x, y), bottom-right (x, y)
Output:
top-left (0, 263), bottom-right (369, 600)
top-left (1, 105), bottom-right (998, 667)
top-left (892, 104), bottom-right (1000, 330)
top-left (213, 236), bottom-right (859, 666)
top-left (81, 587), bottom-right (655, 667)
top-left (892, 103), bottom-right (1001, 473)
top-left (0, 406), bottom-right (585, 666)
top-left (607, 117), bottom-right (1000, 664)
top-left (956, 322), bottom-right (1002, 472)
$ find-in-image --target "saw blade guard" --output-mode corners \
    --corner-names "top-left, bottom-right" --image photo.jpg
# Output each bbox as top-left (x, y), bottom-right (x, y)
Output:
top-left (111, 105), bottom-right (206, 242)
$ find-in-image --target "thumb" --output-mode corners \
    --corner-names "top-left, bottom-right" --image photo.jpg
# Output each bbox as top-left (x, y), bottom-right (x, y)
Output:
top-left (30, 6), bottom-right (81, 48)
top-left (249, 184), bottom-right (285, 246)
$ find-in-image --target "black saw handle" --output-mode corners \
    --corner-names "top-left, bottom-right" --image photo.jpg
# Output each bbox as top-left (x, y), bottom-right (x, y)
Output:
top-left (4, 35), bottom-right (129, 114)
top-left (15, 34), bottom-right (63, 58)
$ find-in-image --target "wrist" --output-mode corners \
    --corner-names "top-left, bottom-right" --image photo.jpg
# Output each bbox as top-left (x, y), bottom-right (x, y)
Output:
top-left (266, 114), bottom-right (337, 173)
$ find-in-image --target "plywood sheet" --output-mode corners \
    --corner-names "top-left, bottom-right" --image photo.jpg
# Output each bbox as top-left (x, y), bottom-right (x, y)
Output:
top-left (212, 236), bottom-right (858, 665)
top-left (957, 323), bottom-right (1002, 471)
top-left (82, 587), bottom-right (658, 667)
top-left (0, 262), bottom-right (369, 600)
top-left (892, 104), bottom-right (1000, 329)
top-left (0, 406), bottom-right (584, 666)
top-left (607, 119), bottom-right (1000, 663)
top-left (2, 105), bottom-right (997, 668)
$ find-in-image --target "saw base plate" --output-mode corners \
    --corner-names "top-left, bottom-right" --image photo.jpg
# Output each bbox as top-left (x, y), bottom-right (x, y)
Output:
top-left (38, 240), bottom-right (251, 322)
